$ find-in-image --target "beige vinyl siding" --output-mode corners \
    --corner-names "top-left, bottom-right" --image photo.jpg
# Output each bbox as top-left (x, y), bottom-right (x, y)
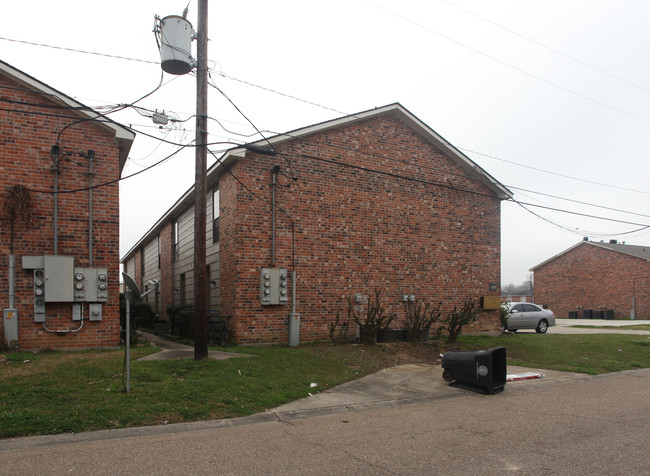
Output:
top-left (142, 236), bottom-right (162, 308)
top-left (206, 187), bottom-right (220, 311)
top-left (125, 257), bottom-right (135, 280)
top-left (173, 207), bottom-right (194, 306)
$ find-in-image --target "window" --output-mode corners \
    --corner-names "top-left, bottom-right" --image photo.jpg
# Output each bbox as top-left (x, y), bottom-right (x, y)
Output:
top-left (179, 273), bottom-right (186, 305)
top-left (172, 220), bottom-right (179, 261)
top-left (157, 234), bottom-right (161, 269)
top-left (212, 186), bottom-right (220, 243)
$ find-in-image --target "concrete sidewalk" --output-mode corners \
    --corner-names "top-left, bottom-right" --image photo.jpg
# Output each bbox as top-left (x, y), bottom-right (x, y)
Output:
top-left (548, 318), bottom-right (650, 335)
top-left (136, 331), bottom-right (253, 361)
top-left (272, 362), bottom-right (585, 421)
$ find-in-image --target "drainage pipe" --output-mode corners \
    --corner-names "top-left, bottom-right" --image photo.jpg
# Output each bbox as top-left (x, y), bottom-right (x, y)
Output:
top-left (53, 165), bottom-right (59, 255)
top-left (87, 151), bottom-right (95, 266)
top-left (271, 165), bottom-right (280, 267)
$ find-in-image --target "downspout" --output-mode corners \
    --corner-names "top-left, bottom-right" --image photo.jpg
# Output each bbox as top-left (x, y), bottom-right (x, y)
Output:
top-left (8, 254), bottom-right (15, 309)
top-left (271, 165), bottom-right (280, 267)
top-left (51, 145), bottom-right (60, 255)
top-left (87, 150), bottom-right (95, 266)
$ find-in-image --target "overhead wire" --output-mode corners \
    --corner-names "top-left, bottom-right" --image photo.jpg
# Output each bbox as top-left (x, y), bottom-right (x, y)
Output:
top-left (2, 35), bottom-right (648, 237)
top-left (26, 141), bottom-right (193, 195)
top-left (365, 0), bottom-right (650, 125)
top-left (438, 0), bottom-right (650, 96)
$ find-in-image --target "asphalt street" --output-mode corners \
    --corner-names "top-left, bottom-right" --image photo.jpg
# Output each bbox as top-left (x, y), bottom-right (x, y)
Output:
top-left (0, 368), bottom-right (648, 475)
top-left (0, 320), bottom-right (648, 474)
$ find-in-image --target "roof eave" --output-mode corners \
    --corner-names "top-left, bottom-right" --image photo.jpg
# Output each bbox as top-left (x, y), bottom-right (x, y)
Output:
top-left (0, 60), bottom-right (135, 171)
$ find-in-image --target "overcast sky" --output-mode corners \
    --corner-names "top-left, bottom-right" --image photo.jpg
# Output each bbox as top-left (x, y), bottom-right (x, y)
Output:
top-left (2, 0), bottom-right (650, 286)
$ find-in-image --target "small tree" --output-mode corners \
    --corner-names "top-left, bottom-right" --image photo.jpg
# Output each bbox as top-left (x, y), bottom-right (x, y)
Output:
top-left (404, 300), bottom-right (442, 343)
top-left (348, 290), bottom-right (395, 345)
top-left (329, 312), bottom-right (351, 344)
top-left (444, 299), bottom-right (479, 344)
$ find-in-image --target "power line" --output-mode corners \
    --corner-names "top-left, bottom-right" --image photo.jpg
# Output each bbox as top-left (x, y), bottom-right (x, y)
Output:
top-left (439, 0), bottom-right (650, 96)
top-left (515, 201), bottom-right (650, 228)
top-left (365, 0), bottom-right (650, 125)
top-left (461, 147), bottom-right (650, 195)
top-left (286, 150), bottom-right (650, 231)
top-left (0, 36), bottom-right (158, 65)
top-left (26, 142), bottom-right (192, 195)
top-left (507, 186), bottom-right (650, 220)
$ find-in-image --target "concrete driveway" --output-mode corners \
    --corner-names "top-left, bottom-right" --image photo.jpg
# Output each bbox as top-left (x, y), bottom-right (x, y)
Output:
top-left (541, 318), bottom-right (650, 335)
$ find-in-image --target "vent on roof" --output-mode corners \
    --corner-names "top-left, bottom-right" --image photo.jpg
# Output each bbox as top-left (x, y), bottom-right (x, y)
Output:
top-left (609, 239), bottom-right (618, 244)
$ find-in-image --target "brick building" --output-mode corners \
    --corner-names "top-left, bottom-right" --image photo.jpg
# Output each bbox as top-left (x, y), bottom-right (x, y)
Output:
top-left (121, 103), bottom-right (511, 344)
top-left (0, 60), bottom-right (134, 350)
top-left (531, 239), bottom-right (650, 320)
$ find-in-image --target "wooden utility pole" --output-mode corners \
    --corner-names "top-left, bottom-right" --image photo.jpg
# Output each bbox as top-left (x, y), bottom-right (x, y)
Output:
top-left (194, 0), bottom-right (209, 360)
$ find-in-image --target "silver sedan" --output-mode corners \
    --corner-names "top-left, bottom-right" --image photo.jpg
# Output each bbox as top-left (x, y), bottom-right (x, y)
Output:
top-left (505, 302), bottom-right (556, 333)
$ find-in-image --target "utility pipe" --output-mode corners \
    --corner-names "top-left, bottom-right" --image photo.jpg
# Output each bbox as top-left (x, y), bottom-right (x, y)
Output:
top-left (87, 150), bottom-right (95, 266)
top-left (271, 166), bottom-right (280, 267)
top-left (8, 254), bottom-right (15, 309)
top-left (53, 165), bottom-right (59, 255)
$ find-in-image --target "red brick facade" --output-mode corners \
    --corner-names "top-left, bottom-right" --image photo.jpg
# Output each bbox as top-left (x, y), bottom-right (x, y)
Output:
top-left (220, 111), bottom-right (505, 343)
top-left (533, 241), bottom-right (650, 320)
top-left (0, 63), bottom-right (133, 350)
top-left (122, 104), bottom-right (508, 344)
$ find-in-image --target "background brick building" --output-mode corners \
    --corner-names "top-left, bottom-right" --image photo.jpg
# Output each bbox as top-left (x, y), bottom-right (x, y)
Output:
top-left (122, 103), bottom-right (511, 344)
top-left (532, 239), bottom-right (650, 320)
top-left (0, 60), bottom-right (134, 350)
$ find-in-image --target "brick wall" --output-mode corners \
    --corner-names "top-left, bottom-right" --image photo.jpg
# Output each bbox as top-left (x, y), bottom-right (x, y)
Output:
top-left (0, 73), bottom-right (123, 350)
top-left (534, 242), bottom-right (650, 319)
top-left (220, 113), bottom-right (502, 343)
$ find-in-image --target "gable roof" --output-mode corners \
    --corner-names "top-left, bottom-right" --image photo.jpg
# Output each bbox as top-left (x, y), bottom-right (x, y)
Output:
top-left (531, 240), bottom-right (650, 271)
top-left (225, 103), bottom-right (512, 200)
top-left (0, 60), bottom-right (135, 172)
top-left (122, 103), bottom-right (511, 261)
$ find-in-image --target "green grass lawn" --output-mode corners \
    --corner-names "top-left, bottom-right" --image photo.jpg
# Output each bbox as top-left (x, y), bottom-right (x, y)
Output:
top-left (0, 341), bottom-right (430, 439)
top-left (1, 333), bottom-right (649, 439)
top-left (458, 333), bottom-right (650, 374)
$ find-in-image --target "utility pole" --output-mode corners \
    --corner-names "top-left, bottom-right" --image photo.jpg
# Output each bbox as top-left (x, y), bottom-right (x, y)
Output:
top-left (193, 0), bottom-right (209, 360)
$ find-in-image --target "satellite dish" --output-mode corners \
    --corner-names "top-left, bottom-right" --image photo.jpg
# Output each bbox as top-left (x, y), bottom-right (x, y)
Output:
top-left (122, 272), bottom-right (140, 297)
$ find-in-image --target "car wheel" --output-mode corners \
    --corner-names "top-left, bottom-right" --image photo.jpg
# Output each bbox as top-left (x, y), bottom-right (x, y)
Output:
top-left (536, 319), bottom-right (548, 334)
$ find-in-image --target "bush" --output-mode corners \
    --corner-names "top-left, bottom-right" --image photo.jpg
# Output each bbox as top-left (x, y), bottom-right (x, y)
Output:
top-left (329, 312), bottom-right (352, 344)
top-left (500, 302), bottom-right (510, 333)
top-left (119, 293), bottom-right (156, 345)
top-left (444, 299), bottom-right (478, 344)
top-left (167, 304), bottom-right (194, 338)
top-left (404, 300), bottom-right (443, 344)
top-left (348, 290), bottom-right (396, 345)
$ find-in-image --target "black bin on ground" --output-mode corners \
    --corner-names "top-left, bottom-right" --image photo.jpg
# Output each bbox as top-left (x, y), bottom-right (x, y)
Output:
top-left (442, 346), bottom-right (507, 394)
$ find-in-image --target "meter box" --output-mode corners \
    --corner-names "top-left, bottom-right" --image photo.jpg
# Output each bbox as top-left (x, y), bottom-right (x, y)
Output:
top-left (260, 267), bottom-right (288, 305)
top-left (33, 269), bottom-right (46, 322)
top-left (74, 267), bottom-right (109, 302)
top-left (44, 255), bottom-right (74, 302)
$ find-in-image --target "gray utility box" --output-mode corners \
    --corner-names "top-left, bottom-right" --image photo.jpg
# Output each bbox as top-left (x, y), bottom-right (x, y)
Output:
top-left (44, 255), bottom-right (74, 302)
top-left (74, 267), bottom-right (108, 302)
top-left (260, 268), bottom-right (288, 305)
top-left (3, 308), bottom-right (18, 346)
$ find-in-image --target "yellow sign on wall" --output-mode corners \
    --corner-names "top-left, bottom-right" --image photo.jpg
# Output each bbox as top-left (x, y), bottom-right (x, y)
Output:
top-left (482, 296), bottom-right (501, 310)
